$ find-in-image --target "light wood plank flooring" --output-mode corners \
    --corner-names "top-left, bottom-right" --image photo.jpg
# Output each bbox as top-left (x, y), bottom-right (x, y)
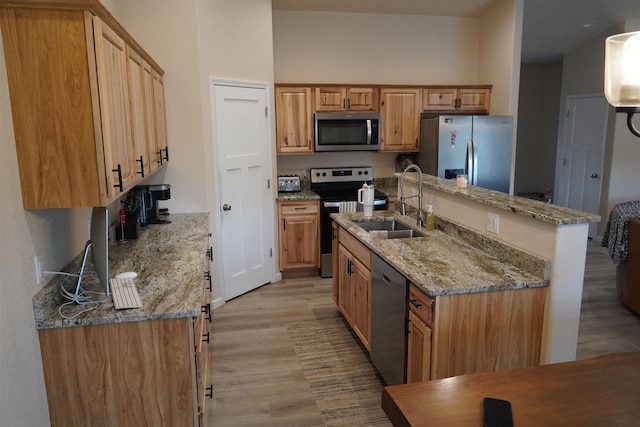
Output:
top-left (207, 240), bottom-right (640, 426)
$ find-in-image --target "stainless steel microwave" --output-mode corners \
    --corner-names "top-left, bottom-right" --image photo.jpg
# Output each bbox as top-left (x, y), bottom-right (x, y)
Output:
top-left (314, 112), bottom-right (380, 151)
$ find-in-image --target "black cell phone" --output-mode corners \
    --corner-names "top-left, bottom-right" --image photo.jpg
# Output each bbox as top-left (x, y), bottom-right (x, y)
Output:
top-left (482, 397), bottom-right (513, 427)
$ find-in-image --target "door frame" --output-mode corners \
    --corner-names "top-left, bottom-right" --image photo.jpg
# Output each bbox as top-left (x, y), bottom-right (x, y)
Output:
top-left (209, 77), bottom-right (278, 306)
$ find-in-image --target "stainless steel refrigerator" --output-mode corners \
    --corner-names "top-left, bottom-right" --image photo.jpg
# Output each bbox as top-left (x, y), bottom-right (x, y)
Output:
top-left (416, 114), bottom-right (514, 193)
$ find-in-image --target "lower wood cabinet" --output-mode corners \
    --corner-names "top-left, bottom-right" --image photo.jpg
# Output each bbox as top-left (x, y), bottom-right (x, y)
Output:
top-left (38, 265), bottom-right (212, 427)
top-left (335, 223), bottom-right (371, 350)
top-left (407, 286), bottom-right (434, 383)
top-left (278, 200), bottom-right (319, 275)
top-left (407, 283), bottom-right (547, 381)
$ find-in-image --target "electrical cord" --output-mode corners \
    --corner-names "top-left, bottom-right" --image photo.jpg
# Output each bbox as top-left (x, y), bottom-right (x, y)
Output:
top-left (46, 269), bottom-right (108, 320)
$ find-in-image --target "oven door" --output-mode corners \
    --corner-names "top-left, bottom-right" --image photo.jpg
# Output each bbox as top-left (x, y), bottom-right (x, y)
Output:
top-left (319, 197), bottom-right (387, 278)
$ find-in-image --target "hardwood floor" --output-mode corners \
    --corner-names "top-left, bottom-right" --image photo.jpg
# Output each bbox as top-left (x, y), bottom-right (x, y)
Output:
top-left (577, 240), bottom-right (640, 359)
top-left (207, 240), bottom-right (640, 426)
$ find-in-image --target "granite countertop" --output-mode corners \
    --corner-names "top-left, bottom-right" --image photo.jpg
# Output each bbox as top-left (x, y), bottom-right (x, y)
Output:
top-left (33, 213), bottom-right (210, 329)
top-left (397, 173), bottom-right (600, 225)
top-left (331, 211), bottom-right (549, 297)
top-left (276, 190), bottom-right (321, 201)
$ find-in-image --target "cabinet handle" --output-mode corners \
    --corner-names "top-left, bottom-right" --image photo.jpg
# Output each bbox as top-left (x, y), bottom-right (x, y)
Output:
top-left (201, 303), bottom-right (211, 322)
top-left (347, 259), bottom-right (352, 276)
top-left (204, 271), bottom-right (212, 291)
top-left (202, 331), bottom-right (210, 344)
top-left (332, 227), bottom-right (336, 241)
top-left (294, 206), bottom-right (307, 210)
top-left (206, 246), bottom-right (213, 261)
top-left (409, 299), bottom-right (422, 308)
top-left (136, 155), bottom-right (145, 177)
top-left (157, 149), bottom-right (163, 166)
top-left (162, 146), bottom-right (169, 162)
top-left (343, 98), bottom-right (346, 109)
top-left (347, 98), bottom-right (351, 109)
top-left (112, 164), bottom-right (123, 191)
top-left (205, 385), bottom-right (214, 399)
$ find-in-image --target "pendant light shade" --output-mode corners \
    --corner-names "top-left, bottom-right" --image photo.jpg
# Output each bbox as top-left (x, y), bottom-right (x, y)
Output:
top-left (605, 31), bottom-right (640, 137)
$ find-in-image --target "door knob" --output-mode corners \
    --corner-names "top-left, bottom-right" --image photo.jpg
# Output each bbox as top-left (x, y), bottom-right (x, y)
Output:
top-left (590, 173), bottom-right (599, 178)
top-left (222, 204), bottom-right (232, 211)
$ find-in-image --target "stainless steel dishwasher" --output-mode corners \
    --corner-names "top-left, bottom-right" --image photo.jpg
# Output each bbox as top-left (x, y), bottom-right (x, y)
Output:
top-left (370, 253), bottom-right (409, 385)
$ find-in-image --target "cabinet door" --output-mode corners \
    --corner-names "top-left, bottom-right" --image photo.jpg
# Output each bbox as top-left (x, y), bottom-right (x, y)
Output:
top-left (152, 70), bottom-right (169, 168)
top-left (93, 17), bottom-right (135, 198)
top-left (279, 202), bottom-right (319, 271)
top-left (422, 88), bottom-right (457, 111)
top-left (457, 87), bottom-right (491, 112)
top-left (351, 257), bottom-right (371, 350)
top-left (141, 60), bottom-right (159, 173)
top-left (407, 310), bottom-right (432, 383)
top-left (126, 47), bottom-right (150, 178)
top-left (337, 245), bottom-right (353, 325)
top-left (347, 87), bottom-right (377, 111)
top-left (379, 88), bottom-right (421, 152)
top-left (315, 87), bottom-right (347, 111)
top-left (275, 87), bottom-right (313, 154)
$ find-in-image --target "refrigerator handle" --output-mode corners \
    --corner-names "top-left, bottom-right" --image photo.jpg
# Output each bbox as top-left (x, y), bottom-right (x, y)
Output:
top-left (466, 140), bottom-right (472, 183)
top-left (471, 140), bottom-right (478, 185)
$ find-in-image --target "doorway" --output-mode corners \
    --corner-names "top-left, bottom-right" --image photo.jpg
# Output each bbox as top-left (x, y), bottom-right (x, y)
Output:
top-left (557, 94), bottom-right (608, 238)
top-left (210, 79), bottom-right (275, 301)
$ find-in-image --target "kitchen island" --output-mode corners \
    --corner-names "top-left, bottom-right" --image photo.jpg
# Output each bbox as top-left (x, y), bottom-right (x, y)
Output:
top-left (32, 213), bottom-right (211, 426)
top-left (393, 173), bottom-right (600, 364)
top-left (332, 210), bottom-right (549, 380)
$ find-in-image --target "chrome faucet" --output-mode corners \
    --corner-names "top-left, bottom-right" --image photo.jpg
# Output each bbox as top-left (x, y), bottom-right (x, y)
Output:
top-left (400, 163), bottom-right (424, 227)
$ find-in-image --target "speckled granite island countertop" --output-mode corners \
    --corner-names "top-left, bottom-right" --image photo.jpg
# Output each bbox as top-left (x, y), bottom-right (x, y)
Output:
top-left (33, 213), bottom-right (209, 329)
top-left (331, 211), bottom-right (549, 296)
top-left (398, 173), bottom-right (600, 224)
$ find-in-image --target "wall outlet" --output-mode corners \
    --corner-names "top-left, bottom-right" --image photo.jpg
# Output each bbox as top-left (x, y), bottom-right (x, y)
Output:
top-left (34, 255), bottom-right (44, 285)
top-left (487, 213), bottom-right (500, 234)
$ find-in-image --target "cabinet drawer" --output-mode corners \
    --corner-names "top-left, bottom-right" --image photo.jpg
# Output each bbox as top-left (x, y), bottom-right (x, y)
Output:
top-left (280, 201), bottom-right (319, 215)
top-left (409, 285), bottom-right (435, 327)
top-left (338, 227), bottom-right (370, 270)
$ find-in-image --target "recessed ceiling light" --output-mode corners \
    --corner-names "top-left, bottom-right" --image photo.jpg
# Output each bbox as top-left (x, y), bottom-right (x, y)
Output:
top-left (583, 21), bottom-right (597, 28)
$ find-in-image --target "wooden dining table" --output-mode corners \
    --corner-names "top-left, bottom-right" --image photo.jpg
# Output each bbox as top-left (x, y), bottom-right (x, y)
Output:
top-left (381, 352), bottom-right (640, 426)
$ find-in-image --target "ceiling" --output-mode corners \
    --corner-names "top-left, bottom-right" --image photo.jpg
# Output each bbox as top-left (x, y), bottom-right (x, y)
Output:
top-left (271, 0), bottom-right (640, 63)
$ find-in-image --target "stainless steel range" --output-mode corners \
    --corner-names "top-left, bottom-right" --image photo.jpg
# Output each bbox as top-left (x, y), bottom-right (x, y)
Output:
top-left (310, 167), bottom-right (388, 277)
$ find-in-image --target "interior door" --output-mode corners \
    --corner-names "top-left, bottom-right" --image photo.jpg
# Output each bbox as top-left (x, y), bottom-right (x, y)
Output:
top-left (211, 81), bottom-right (274, 301)
top-left (558, 94), bottom-right (608, 238)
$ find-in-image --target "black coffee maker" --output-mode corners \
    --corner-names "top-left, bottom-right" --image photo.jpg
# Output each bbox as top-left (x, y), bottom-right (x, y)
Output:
top-left (134, 184), bottom-right (171, 226)
top-left (117, 184), bottom-right (172, 240)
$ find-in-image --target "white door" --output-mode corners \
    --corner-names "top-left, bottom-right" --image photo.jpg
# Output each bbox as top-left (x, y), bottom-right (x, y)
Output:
top-left (211, 80), bottom-right (274, 300)
top-left (558, 94), bottom-right (608, 237)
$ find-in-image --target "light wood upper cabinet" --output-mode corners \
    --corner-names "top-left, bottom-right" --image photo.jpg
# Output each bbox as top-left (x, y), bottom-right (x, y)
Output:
top-left (151, 69), bottom-right (169, 169)
top-left (423, 86), bottom-right (491, 113)
top-left (278, 200), bottom-right (319, 272)
top-left (315, 87), bottom-right (378, 111)
top-left (0, 5), bottom-right (167, 209)
top-left (126, 47), bottom-right (150, 178)
top-left (275, 87), bottom-right (313, 154)
top-left (94, 17), bottom-right (136, 198)
top-left (379, 88), bottom-right (421, 152)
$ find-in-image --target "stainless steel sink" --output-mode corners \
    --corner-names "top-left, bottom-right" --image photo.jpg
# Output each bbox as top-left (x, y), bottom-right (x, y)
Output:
top-left (354, 219), bottom-right (426, 239)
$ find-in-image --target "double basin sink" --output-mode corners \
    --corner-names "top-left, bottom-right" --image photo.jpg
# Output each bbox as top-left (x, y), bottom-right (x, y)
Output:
top-left (353, 218), bottom-right (426, 239)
